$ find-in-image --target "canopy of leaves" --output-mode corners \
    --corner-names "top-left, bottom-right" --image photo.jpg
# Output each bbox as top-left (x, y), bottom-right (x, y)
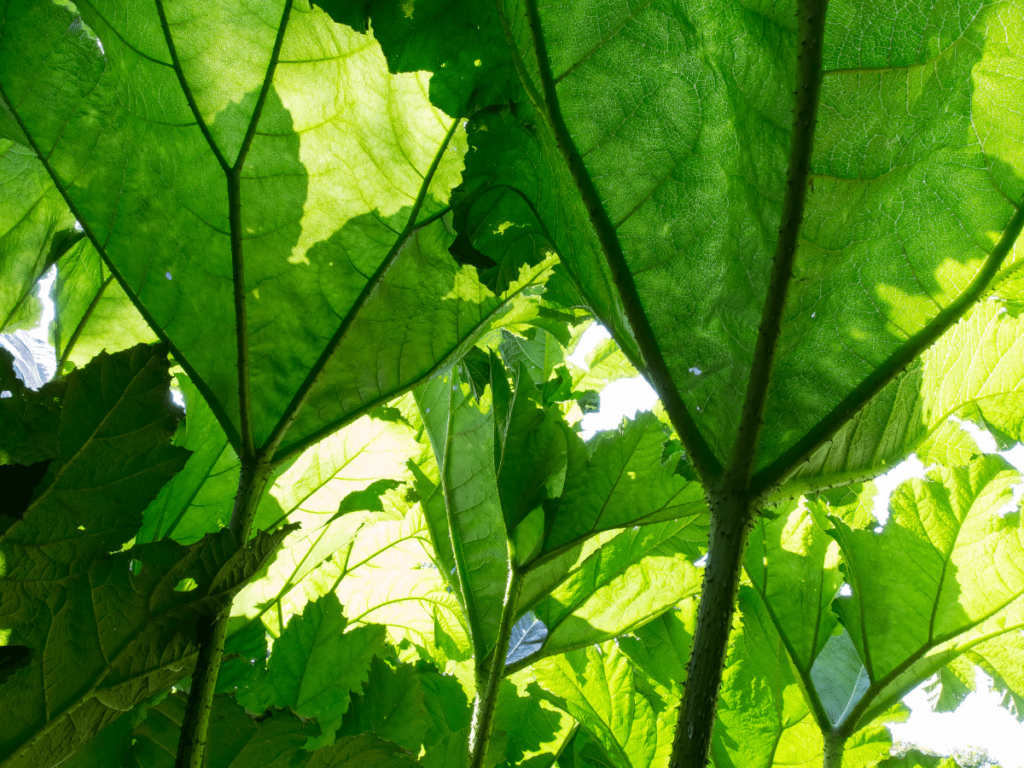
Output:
top-left (4, 1), bottom-right (1024, 768)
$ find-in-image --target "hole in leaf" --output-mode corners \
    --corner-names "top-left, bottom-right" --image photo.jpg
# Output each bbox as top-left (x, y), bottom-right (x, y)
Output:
top-left (173, 577), bottom-right (198, 592)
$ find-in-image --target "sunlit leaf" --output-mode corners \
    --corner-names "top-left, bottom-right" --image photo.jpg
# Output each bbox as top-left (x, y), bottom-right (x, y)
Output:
top-left (0, 142), bottom-right (76, 334)
top-left (830, 455), bottom-right (1024, 727)
top-left (51, 240), bottom-right (156, 373)
top-left (0, 0), bottom-right (548, 463)
top-left (535, 640), bottom-right (673, 768)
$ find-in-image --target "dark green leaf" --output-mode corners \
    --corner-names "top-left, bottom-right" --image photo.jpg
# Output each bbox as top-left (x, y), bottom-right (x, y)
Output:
top-left (123, 692), bottom-right (420, 768)
top-left (236, 593), bottom-right (385, 745)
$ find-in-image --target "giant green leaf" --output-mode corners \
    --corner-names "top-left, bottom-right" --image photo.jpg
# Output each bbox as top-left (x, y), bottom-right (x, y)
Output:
top-left (829, 455), bottom-right (1024, 729)
top-left (356, 0), bottom-right (1024, 489)
top-left (541, 412), bottom-right (706, 557)
top-left (495, 0), bottom-right (1024, 474)
top-left (0, 141), bottom-right (77, 333)
top-left (0, 0), bottom-right (550, 464)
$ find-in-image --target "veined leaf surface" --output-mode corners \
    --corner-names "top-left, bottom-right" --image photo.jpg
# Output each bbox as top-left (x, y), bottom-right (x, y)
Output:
top-left (0, 142), bottom-right (77, 334)
top-left (0, 346), bottom-right (287, 767)
top-left (354, 0), bottom-right (1024, 491)
top-left (828, 455), bottom-right (1024, 728)
top-left (0, 0), bottom-right (549, 462)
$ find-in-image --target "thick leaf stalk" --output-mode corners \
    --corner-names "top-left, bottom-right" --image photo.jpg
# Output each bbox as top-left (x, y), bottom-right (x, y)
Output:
top-left (669, 494), bottom-right (752, 768)
top-left (173, 613), bottom-right (230, 768)
top-left (823, 731), bottom-right (845, 768)
top-left (468, 568), bottom-right (523, 768)
top-left (174, 461), bottom-right (272, 768)
top-left (670, 0), bottom-right (828, 764)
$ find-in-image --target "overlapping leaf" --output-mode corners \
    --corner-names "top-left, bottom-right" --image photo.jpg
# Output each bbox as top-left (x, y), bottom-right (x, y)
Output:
top-left (876, 750), bottom-right (962, 768)
top-left (231, 485), bottom-right (467, 661)
top-left (138, 373), bottom-right (240, 545)
top-left (0, 346), bottom-right (288, 767)
top-left (0, 141), bottom-right (77, 333)
top-left (542, 412), bottom-right (706, 557)
top-left (710, 587), bottom-right (825, 768)
top-left (783, 303), bottom-right (1024, 495)
top-left (50, 240), bottom-right (156, 373)
top-left (339, 655), bottom-right (472, 757)
top-left (619, 600), bottom-right (697, 695)
top-left (711, 588), bottom-right (893, 768)
top-left (744, 499), bottom-right (844, 676)
top-left (141, 383), bottom-right (421, 550)
top-left (234, 593), bottom-right (384, 746)
top-left (530, 521), bottom-right (703, 660)
top-left (414, 370), bottom-right (514, 658)
top-left (828, 455), bottom-right (1024, 728)
top-left (414, 364), bottom-right (706, 662)
top-left (490, 674), bottom-right (576, 768)
top-left (0, 344), bottom-right (187, 572)
top-left (534, 640), bottom-right (674, 768)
